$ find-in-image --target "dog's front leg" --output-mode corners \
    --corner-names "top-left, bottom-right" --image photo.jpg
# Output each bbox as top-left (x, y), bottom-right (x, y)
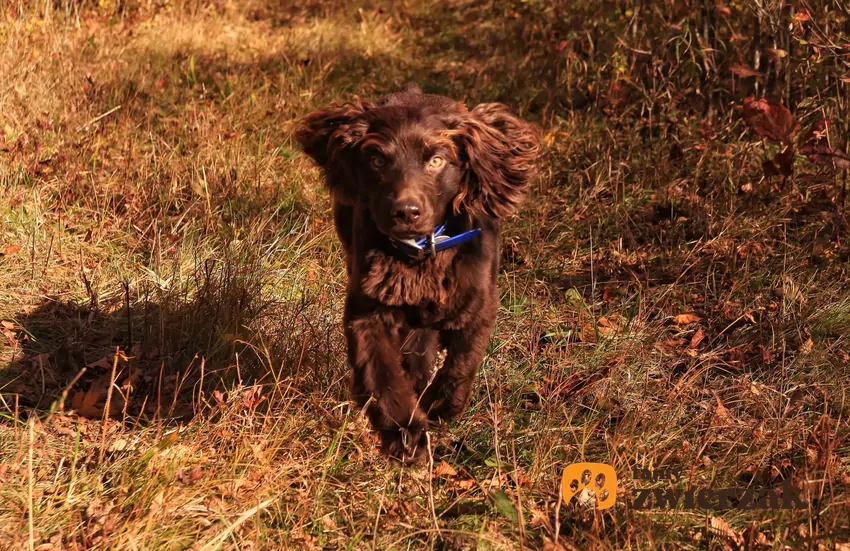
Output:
top-left (345, 306), bottom-right (428, 461)
top-left (423, 320), bottom-right (494, 423)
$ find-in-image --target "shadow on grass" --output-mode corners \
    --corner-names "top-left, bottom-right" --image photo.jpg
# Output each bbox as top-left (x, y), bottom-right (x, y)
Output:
top-left (0, 247), bottom-right (347, 421)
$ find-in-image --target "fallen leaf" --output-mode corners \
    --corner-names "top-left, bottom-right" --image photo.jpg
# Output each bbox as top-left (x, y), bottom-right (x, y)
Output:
top-left (689, 327), bottom-right (705, 348)
top-left (741, 97), bottom-right (798, 144)
top-left (71, 388), bottom-right (102, 418)
top-left (742, 524), bottom-right (773, 548)
top-left (2, 244), bottom-right (21, 255)
top-left (655, 337), bottom-right (688, 355)
top-left (708, 516), bottom-right (743, 545)
top-left (70, 373), bottom-right (115, 418)
top-left (731, 64), bottom-right (762, 78)
top-left (241, 386), bottom-right (264, 410)
top-left (674, 313), bottom-right (701, 325)
top-left (434, 460), bottom-right (457, 478)
top-left (596, 315), bottom-right (624, 336)
top-left (456, 479), bottom-right (475, 491)
top-left (792, 10), bottom-right (810, 23)
top-left (713, 394), bottom-right (729, 422)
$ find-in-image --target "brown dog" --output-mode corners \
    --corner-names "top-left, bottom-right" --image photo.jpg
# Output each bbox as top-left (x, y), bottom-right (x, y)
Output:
top-left (295, 85), bottom-right (540, 462)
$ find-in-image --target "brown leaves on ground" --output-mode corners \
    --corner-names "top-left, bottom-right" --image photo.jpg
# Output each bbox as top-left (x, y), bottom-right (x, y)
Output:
top-left (656, 317), bottom-right (706, 359)
top-left (434, 460), bottom-right (458, 478)
top-left (455, 479), bottom-right (476, 491)
top-left (433, 461), bottom-right (478, 492)
top-left (740, 97), bottom-right (798, 145)
top-left (70, 374), bottom-right (111, 419)
top-left (673, 312), bottom-right (701, 325)
top-left (2, 244), bottom-right (21, 255)
top-left (578, 314), bottom-right (627, 343)
top-left (67, 353), bottom-right (135, 419)
top-left (739, 98), bottom-right (808, 180)
top-left (689, 327), bottom-right (705, 348)
top-left (730, 63), bottom-right (762, 79)
top-left (741, 102), bottom-right (849, 176)
top-left (1, 320), bottom-right (19, 343)
top-left (712, 394), bottom-right (730, 424)
top-left (2, 3), bottom-right (849, 550)
top-left (708, 516), bottom-right (743, 547)
top-left (240, 386), bottom-right (265, 411)
top-left (741, 524), bottom-right (773, 549)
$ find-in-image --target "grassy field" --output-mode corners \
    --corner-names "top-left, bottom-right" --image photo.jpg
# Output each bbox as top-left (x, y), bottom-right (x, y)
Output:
top-left (1, 0), bottom-right (849, 549)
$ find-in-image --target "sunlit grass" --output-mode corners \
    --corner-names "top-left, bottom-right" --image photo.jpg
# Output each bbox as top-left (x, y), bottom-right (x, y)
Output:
top-left (1, 0), bottom-right (849, 549)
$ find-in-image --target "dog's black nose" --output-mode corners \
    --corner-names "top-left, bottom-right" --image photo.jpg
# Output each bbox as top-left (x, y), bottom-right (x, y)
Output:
top-left (392, 200), bottom-right (421, 224)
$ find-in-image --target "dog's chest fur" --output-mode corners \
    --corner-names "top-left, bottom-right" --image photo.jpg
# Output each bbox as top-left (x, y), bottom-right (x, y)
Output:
top-left (360, 248), bottom-right (459, 311)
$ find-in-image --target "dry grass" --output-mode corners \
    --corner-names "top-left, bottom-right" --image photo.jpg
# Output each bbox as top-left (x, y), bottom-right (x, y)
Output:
top-left (1, 0), bottom-right (849, 549)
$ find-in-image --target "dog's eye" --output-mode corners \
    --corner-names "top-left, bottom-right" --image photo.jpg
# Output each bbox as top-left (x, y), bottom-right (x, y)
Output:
top-left (428, 156), bottom-right (445, 169)
top-left (370, 155), bottom-right (386, 169)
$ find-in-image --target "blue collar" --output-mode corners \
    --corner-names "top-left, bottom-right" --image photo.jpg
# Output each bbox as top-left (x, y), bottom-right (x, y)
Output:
top-left (388, 218), bottom-right (482, 259)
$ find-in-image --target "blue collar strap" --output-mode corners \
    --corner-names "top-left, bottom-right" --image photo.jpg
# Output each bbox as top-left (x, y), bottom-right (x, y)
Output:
top-left (389, 220), bottom-right (482, 259)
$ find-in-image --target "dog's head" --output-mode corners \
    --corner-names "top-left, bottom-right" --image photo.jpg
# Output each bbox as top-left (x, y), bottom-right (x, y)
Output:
top-left (295, 85), bottom-right (540, 239)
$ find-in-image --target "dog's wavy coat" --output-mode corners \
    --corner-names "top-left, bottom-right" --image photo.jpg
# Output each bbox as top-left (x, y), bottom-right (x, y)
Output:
top-left (296, 85), bottom-right (540, 461)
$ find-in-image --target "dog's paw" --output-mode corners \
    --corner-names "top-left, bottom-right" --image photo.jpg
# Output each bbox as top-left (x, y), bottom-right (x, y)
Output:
top-left (380, 413), bottom-right (429, 464)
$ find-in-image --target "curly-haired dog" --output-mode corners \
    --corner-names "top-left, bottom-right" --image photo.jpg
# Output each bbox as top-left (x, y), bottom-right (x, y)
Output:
top-left (296, 85), bottom-right (540, 462)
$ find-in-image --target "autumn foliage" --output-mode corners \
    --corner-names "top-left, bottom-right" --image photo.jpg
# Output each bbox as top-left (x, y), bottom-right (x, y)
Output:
top-left (1, 1), bottom-right (849, 550)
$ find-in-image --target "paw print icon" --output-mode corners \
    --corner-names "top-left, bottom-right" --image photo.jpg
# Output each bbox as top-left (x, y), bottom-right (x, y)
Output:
top-left (561, 462), bottom-right (617, 510)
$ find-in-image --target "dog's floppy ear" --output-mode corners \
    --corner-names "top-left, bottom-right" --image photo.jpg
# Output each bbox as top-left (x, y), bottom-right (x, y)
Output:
top-left (454, 103), bottom-right (541, 218)
top-left (295, 101), bottom-right (372, 202)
